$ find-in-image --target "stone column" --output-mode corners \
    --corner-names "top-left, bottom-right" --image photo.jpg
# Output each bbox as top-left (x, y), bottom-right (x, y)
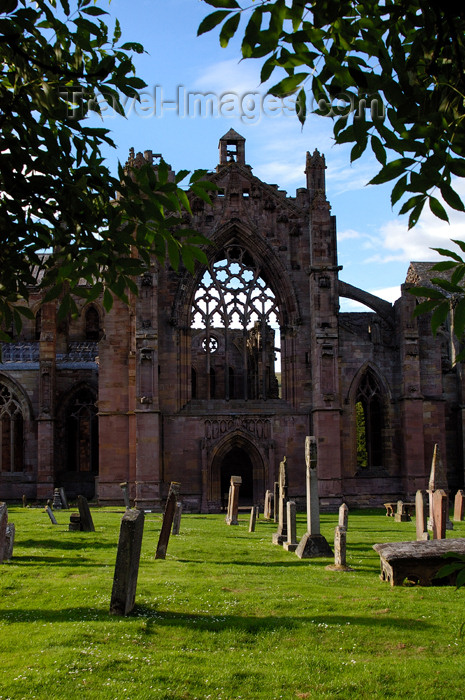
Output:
top-left (225, 476), bottom-right (242, 525)
top-left (296, 436), bottom-right (333, 559)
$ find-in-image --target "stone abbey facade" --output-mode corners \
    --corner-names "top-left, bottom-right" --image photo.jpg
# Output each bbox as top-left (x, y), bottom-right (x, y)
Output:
top-left (1, 129), bottom-right (464, 510)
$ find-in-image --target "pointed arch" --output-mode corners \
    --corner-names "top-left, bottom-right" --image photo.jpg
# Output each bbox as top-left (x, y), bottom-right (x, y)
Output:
top-left (209, 430), bottom-right (266, 507)
top-left (348, 363), bottom-right (391, 473)
top-left (0, 375), bottom-right (32, 473)
top-left (56, 381), bottom-right (98, 479)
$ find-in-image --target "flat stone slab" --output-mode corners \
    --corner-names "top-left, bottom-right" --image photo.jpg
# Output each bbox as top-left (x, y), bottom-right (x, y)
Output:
top-left (373, 538), bottom-right (465, 586)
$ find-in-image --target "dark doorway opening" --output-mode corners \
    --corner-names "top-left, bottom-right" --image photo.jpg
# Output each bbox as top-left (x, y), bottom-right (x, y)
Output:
top-left (220, 447), bottom-right (253, 509)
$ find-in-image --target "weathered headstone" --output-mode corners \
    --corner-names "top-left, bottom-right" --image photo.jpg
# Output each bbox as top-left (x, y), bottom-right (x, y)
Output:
top-left (295, 436), bottom-right (333, 559)
top-left (22, 494), bottom-right (27, 508)
top-left (273, 481), bottom-right (279, 523)
top-left (52, 488), bottom-right (63, 509)
top-left (264, 490), bottom-right (272, 520)
top-left (283, 500), bottom-right (299, 552)
top-left (59, 487), bottom-right (69, 510)
top-left (394, 500), bottom-right (411, 522)
top-left (120, 481), bottom-right (131, 510)
top-left (432, 489), bottom-right (448, 540)
top-left (172, 502), bottom-right (183, 535)
top-left (77, 495), bottom-right (95, 532)
top-left (272, 457), bottom-right (288, 545)
top-left (428, 443), bottom-right (452, 531)
top-left (327, 526), bottom-right (354, 572)
top-left (4, 523), bottom-right (15, 561)
top-left (155, 481), bottom-right (181, 558)
top-left (110, 508), bottom-right (145, 616)
top-left (249, 506), bottom-right (257, 533)
top-left (69, 512), bottom-right (81, 531)
top-left (415, 489), bottom-right (429, 541)
top-left (45, 505), bottom-right (58, 524)
top-left (453, 489), bottom-right (465, 522)
top-left (225, 476), bottom-right (241, 526)
top-left (338, 503), bottom-right (349, 530)
top-left (0, 503), bottom-right (8, 563)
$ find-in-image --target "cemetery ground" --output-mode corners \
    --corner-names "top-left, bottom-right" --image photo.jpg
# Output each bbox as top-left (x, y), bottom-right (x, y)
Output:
top-left (1, 508), bottom-right (465, 700)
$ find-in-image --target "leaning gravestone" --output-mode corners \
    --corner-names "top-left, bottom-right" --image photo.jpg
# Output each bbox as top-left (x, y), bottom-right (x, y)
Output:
top-left (59, 487), bottom-right (69, 510)
top-left (45, 505), bottom-right (58, 525)
top-left (295, 436), bottom-right (333, 559)
top-left (155, 481), bottom-right (180, 559)
top-left (110, 508), bottom-right (145, 616)
top-left (272, 457), bottom-right (288, 545)
top-left (172, 502), bottom-right (183, 536)
top-left (77, 495), bottom-right (95, 532)
top-left (415, 489), bottom-right (429, 541)
top-left (454, 490), bottom-right (465, 522)
top-left (0, 503), bottom-right (8, 563)
top-left (249, 506), bottom-right (257, 533)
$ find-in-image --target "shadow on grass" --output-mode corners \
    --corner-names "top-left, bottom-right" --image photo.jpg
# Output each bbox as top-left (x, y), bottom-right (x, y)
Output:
top-left (0, 606), bottom-right (436, 633)
top-left (18, 538), bottom-right (116, 551)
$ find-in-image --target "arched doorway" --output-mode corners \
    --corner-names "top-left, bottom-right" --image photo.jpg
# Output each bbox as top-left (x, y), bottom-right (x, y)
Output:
top-left (209, 433), bottom-right (265, 510)
top-left (220, 447), bottom-right (254, 508)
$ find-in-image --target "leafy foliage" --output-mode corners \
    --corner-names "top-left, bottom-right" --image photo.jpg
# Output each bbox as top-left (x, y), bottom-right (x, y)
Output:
top-left (435, 552), bottom-right (465, 590)
top-left (199, 0), bottom-right (465, 228)
top-left (410, 240), bottom-right (465, 360)
top-left (0, 0), bottom-right (212, 336)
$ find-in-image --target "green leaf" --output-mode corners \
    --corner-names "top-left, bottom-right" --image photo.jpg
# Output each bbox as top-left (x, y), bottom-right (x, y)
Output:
top-left (202, 0), bottom-right (239, 7)
top-left (219, 12), bottom-right (240, 48)
top-left (429, 196), bottom-right (449, 222)
top-left (198, 10), bottom-right (232, 36)
top-left (296, 87), bottom-right (306, 126)
top-left (369, 159), bottom-right (415, 186)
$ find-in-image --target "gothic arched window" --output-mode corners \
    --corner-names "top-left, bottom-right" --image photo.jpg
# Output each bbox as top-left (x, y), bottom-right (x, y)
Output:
top-left (355, 371), bottom-right (383, 469)
top-left (0, 384), bottom-right (24, 472)
top-left (85, 306), bottom-right (100, 341)
top-left (190, 245), bottom-right (281, 400)
top-left (66, 388), bottom-right (98, 473)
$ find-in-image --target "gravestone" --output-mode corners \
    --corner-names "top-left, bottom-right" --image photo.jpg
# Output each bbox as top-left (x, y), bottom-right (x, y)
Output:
top-left (225, 476), bottom-right (241, 526)
top-left (0, 503), bottom-right (8, 563)
top-left (272, 457), bottom-right (288, 545)
top-left (120, 482), bottom-right (131, 510)
top-left (59, 487), bottom-right (69, 510)
top-left (249, 506), bottom-right (257, 533)
top-left (428, 444), bottom-right (452, 531)
top-left (283, 500), bottom-right (298, 552)
top-left (155, 481), bottom-right (180, 559)
top-left (453, 490), bottom-right (465, 522)
top-left (172, 502), bottom-right (182, 535)
top-left (45, 505), bottom-right (58, 524)
top-left (394, 500), bottom-right (411, 522)
top-left (69, 512), bottom-right (81, 531)
top-left (295, 436), bottom-right (333, 559)
top-left (52, 488), bottom-right (63, 509)
top-left (432, 489), bottom-right (448, 540)
top-left (338, 503), bottom-right (349, 530)
top-left (77, 495), bottom-right (95, 532)
top-left (264, 490), bottom-right (272, 520)
top-left (22, 494), bottom-right (27, 508)
top-left (327, 526), bottom-right (354, 572)
top-left (273, 481), bottom-right (279, 523)
top-left (4, 523), bottom-right (15, 561)
top-left (415, 490), bottom-right (429, 541)
top-left (110, 508), bottom-right (145, 616)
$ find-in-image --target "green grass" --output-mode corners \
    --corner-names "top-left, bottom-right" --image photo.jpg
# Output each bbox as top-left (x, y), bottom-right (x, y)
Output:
top-left (1, 507), bottom-right (465, 700)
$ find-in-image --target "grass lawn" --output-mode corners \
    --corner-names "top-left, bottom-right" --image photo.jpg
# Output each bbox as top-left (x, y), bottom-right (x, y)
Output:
top-left (1, 505), bottom-right (464, 700)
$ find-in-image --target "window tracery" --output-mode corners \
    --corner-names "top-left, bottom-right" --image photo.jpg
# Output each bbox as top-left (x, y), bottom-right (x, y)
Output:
top-left (190, 245), bottom-right (280, 400)
top-left (0, 384), bottom-right (24, 472)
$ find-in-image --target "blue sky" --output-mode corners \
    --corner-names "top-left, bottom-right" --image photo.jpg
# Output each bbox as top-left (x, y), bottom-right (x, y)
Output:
top-left (90, 0), bottom-right (465, 310)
